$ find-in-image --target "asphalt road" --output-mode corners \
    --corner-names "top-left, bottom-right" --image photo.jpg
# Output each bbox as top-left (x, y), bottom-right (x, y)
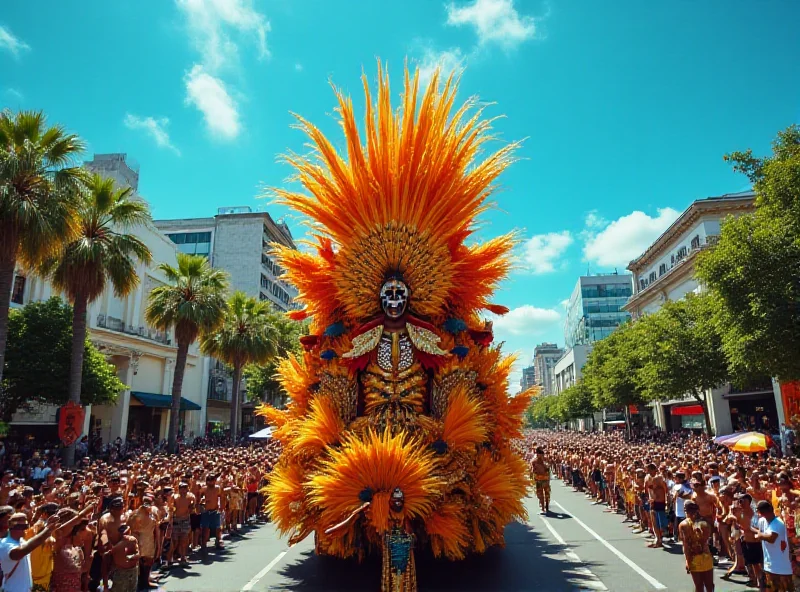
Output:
top-left (154, 481), bottom-right (759, 592)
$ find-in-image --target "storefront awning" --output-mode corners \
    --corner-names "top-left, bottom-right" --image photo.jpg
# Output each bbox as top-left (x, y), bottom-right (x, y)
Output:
top-left (671, 404), bottom-right (704, 416)
top-left (131, 392), bottom-right (201, 411)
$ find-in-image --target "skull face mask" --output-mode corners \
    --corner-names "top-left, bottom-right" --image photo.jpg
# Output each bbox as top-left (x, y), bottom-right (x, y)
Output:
top-left (380, 278), bottom-right (409, 319)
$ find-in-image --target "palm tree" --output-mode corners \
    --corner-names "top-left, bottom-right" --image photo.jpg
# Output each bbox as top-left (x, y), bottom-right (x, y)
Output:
top-left (41, 173), bottom-right (152, 465)
top-left (201, 292), bottom-right (278, 439)
top-left (0, 110), bottom-right (85, 386)
top-left (146, 253), bottom-right (228, 453)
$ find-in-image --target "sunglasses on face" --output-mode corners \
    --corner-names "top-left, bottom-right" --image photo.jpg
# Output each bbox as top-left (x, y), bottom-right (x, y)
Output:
top-left (10, 523), bottom-right (28, 530)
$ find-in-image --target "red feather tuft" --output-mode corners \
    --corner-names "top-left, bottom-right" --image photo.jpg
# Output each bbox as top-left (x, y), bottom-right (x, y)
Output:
top-left (485, 304), bottom-right (509, 315)
top-left (288, 309), bottom-right (309, 321)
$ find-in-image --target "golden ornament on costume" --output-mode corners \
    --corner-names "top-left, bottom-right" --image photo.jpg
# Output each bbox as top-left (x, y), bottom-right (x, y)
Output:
top-left (257, 61), bottom-right (532, 592)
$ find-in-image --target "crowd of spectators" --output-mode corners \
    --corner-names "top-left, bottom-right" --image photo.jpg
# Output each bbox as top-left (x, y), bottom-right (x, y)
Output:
top-left (0, 434), bottom-right (282, 592)
top-left (525, 429), bottom-right (799, 592)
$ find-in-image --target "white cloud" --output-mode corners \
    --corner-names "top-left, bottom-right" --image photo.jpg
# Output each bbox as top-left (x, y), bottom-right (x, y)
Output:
top-left (584, 210), bottom-right (606, 229)
top-left (124, 114), bottom-right (181, 155)
top-left (445, 0), bottom-right (537, 49)
top-left (294, 63), bottom-right (303, 72)
top-left (5, 88), bottom-right (23, 101)
top-left (583, 208), bottom-right (681, 268)
top-left (417, 46), bottom-right (465, 87)
top-left (175, 0), bottom-right (270, 72)
top-left (559, 298), bottom-right (570, 310)
top-left (521, 231), bottom-right (573, 274)
top-left (184, 64), bottom-right (241, 140)
top-left (0, 25), bottom-right (30, 57)
top-left (490, 305), bottom-right (561, 337)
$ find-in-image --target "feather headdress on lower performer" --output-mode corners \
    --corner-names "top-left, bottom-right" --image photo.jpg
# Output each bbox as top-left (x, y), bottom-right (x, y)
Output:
top-left (258, 61), bottom-right (532, 592)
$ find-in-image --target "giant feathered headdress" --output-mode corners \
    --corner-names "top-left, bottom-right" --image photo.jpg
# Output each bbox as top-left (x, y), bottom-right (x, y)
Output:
top-left (273, 62), bottom-right (517, 330)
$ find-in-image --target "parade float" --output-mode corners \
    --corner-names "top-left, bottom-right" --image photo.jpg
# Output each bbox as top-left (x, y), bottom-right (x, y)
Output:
top-left (257, 62), bottom-right (532, 591)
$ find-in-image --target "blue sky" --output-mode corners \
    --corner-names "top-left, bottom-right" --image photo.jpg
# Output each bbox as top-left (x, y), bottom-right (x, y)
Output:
top-left (2, 0), bottom-right (799, 386)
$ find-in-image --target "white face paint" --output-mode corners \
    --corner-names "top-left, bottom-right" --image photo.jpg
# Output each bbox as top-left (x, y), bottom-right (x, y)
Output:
top-left (380, 279), bottom-right (408, 319)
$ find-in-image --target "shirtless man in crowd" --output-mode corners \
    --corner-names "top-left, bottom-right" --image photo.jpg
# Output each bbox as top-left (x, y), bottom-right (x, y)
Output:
top-left (169, 481), bottom-right (196, 567)
top-left (645, 463), bottom-right (669, 548)
top-left (201, 474), bottom-right (223, 551)
top-left (99, 496), bottom-right (127, 591)
top-left (111, 524), bottom-right (140, 592)
top-left (531, 447), bottom-right (550, 515)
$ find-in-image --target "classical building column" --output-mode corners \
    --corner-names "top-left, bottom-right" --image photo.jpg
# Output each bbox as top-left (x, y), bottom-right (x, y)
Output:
top-left (110, 359), bottom-right (135, 441)
top-left (162, 358), bottom-right (175, 395)
top-left (94, 346), bottom-right (141, 443)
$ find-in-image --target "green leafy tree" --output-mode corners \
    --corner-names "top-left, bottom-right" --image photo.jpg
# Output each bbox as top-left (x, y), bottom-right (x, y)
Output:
top-left (557, 381), bottom-right (597, 422)
top-left (697, 126), bottom-right (800, 382)
top-left (201, 292), bottom-right (278, 439)
top-left (0, 110), bottom-right (85, 387)
top-left (527, 395), bottom-right (563, 428)
top-left (41, 174), bottom-right (152, 464)
top-left (243, 313), bottom-right (307, 408)
top-left (635, 295), bottom-right (728, 434)
top-left (146, 253), bottom-right (228, 452)
top-left (583, 322), bottom-right (646, 433)
top-left (1, 298), bottom-right (124, 421)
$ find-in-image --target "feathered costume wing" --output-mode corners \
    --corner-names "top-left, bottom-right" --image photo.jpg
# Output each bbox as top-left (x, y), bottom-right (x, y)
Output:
top-left (258, 62), bottom-right (532, 590)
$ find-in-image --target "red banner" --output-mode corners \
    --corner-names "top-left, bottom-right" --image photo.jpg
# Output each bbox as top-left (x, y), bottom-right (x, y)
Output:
top-left (58, 401), bottom-right (85, 447)
top-left (781, 381), bottom-right (800, 428)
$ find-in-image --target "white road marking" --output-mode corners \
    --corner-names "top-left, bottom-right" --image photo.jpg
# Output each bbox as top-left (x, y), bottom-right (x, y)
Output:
top-left (242, 548), bottom-right (291, 591)
top-left (551, 501), bottom-right (667, 590)
top-left (538, 514), bottom-right (608, 591)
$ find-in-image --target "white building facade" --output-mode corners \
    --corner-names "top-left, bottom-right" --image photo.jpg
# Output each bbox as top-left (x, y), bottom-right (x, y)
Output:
top-left (624, 191), bottom-right (782, 435)
top-left (8, 154), bottom-right (207, 444)
top-left (154, 207), bottom-right (300, 435)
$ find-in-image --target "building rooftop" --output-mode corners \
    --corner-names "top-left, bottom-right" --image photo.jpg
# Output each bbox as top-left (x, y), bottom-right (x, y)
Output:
top-left (627, 190), bottom-right (755, 271)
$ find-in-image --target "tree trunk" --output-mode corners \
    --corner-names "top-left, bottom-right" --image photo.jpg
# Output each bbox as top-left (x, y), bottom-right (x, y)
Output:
top-left (623, 404), bottom-right (631, 440)
top-left (63, 294), bottom-right (88, 467)
top-left (696, 391), bottom-right (714, 436)
top-left (0, 258), bottom-right (17, 388)
top-left (230, 364), bottom-right (243, 441)
top-left (169, 341), bottom-right (190, 454)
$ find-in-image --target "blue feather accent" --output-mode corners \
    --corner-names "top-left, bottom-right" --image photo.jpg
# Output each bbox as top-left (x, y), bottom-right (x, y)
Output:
top-left (443, 318), bottom-right (467, 334)
top-left (451, 345), bottom-right (469, 359)
top-left (323, 321), bottom-right (346, 337)
top-left (320, 349), bottom-right (338, 360)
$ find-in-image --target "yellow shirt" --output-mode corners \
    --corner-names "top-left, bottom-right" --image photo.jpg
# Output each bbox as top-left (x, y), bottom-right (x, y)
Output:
top-left (25, 526), bottom-right (54, 587)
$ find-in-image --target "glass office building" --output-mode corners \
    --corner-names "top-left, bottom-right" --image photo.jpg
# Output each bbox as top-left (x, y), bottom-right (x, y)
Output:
top-left (165, 231), bottom-right (212, 257)
top-left (564, 274), bottom-right (633, 348)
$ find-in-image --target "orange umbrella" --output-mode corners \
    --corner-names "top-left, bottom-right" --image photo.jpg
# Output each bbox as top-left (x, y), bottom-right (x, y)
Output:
top-left (718, 431), bottom-right (774, 453)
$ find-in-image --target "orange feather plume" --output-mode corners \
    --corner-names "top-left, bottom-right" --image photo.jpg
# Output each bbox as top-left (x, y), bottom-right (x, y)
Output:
top-left (426, 502), bottom-right (471, 560)
top-left (308, 429), bottom-right (443, 534)
top-left (290, 396), bottom-right (344, 456)
top-left (272, 62), bottom-right (518, 327)
top-left (264, 461), bottom-right (308, 535)
top-left (441, 385), bottom-right (486, 450)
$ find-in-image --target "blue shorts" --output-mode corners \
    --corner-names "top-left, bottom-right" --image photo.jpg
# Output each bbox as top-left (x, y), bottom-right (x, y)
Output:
top-left (200, 510), bottom-right (221, 530)
top-left (654, 510), bottom-right (669, 530)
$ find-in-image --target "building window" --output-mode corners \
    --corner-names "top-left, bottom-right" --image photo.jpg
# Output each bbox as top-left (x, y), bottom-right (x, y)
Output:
top-left (11, 275), bottom-right (25, 304)
top-left (658, 263), bottom-right (667, 276)
top-left (260, 274), bottom-right (272, 291)
top-left (690, 235), bottom-right (700, 250)
top-left (648, 271), bottom-right (657, 283)
top-left (639, 279), bottom-right (647, 290)
top-left (166, 232), bottom-right (211, 257)
top-left (676, 246), bottom-right (688, 261)
top-left (259, 292), bottom-right (268, 301)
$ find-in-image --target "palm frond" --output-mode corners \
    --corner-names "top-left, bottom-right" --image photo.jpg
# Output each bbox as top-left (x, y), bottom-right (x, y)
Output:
top-left (145, 253), bottom-right (229, 346)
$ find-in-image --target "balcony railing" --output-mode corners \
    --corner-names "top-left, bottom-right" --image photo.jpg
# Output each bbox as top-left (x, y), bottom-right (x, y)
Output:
top-left (633, 235), bottom-right (720, 296)
top-left (96, 314), bottom-right (171, 345)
